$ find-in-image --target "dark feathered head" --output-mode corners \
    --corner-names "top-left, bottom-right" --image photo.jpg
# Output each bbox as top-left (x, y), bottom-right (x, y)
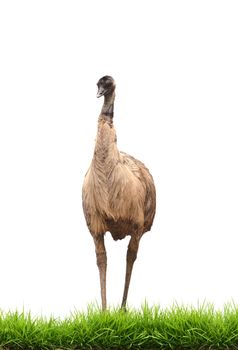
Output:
top-left (96, 76), bottom-right (115, 98)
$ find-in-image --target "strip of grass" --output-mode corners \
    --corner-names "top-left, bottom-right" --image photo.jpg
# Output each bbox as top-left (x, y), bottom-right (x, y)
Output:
top-left (1, 303), bottom-right (238, 349)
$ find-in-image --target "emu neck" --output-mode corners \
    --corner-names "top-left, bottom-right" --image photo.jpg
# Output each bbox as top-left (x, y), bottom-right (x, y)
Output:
top-left (93, 111), bottom-right (119, 174)
top-left (101, 91), bottom-right (115, 118)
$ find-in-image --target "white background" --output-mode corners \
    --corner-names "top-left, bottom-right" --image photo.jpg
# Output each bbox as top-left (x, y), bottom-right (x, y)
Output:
top-left (0, 1), bottom-right (238, 318)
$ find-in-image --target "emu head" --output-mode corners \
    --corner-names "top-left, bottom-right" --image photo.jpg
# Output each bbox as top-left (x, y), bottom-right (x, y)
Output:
top-left (97, 76), bottom-right (115, 98)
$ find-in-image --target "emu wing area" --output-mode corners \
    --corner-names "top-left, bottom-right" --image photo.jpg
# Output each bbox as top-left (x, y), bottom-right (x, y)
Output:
top-left (116, 152), bottom-right (156, 235)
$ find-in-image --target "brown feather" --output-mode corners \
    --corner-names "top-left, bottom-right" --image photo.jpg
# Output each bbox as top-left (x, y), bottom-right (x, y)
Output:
top-left (82, 115), bottom-right (156, 240)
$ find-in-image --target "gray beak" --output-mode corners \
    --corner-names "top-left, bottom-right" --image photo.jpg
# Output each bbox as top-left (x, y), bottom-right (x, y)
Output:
top-left (97, 86), bottom-right (105, 98)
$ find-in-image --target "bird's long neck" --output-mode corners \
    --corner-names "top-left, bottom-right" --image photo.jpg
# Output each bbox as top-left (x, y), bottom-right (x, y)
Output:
top-left (94, 117), bottom-right (119, 164)
top-left (101, 91), bottom-right (115, 118)
top-left (93, 92), bottom-right (119, 174)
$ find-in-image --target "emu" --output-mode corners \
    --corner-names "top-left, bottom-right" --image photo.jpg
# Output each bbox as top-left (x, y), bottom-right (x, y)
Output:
top-left (82, 76), bottom-right (156, 310)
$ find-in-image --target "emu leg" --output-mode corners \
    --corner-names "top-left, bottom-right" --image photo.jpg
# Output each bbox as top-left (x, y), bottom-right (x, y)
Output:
top-left (121, 236), bottom-right (140, 309)
top-left (94, 236), bottom-right (107, 310)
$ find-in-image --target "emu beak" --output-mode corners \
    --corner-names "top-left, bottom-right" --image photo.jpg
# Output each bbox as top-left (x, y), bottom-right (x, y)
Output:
top-left (97, 86), bottom-right (105, 98)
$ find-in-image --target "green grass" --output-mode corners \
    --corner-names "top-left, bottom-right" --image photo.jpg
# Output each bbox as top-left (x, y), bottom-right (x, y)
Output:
top-left (1, 303), bottom-right (238, 349)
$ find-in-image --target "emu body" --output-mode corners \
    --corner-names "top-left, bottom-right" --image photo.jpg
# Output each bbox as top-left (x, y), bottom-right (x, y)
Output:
top-left (82, 76), bottom-right (156, 309)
